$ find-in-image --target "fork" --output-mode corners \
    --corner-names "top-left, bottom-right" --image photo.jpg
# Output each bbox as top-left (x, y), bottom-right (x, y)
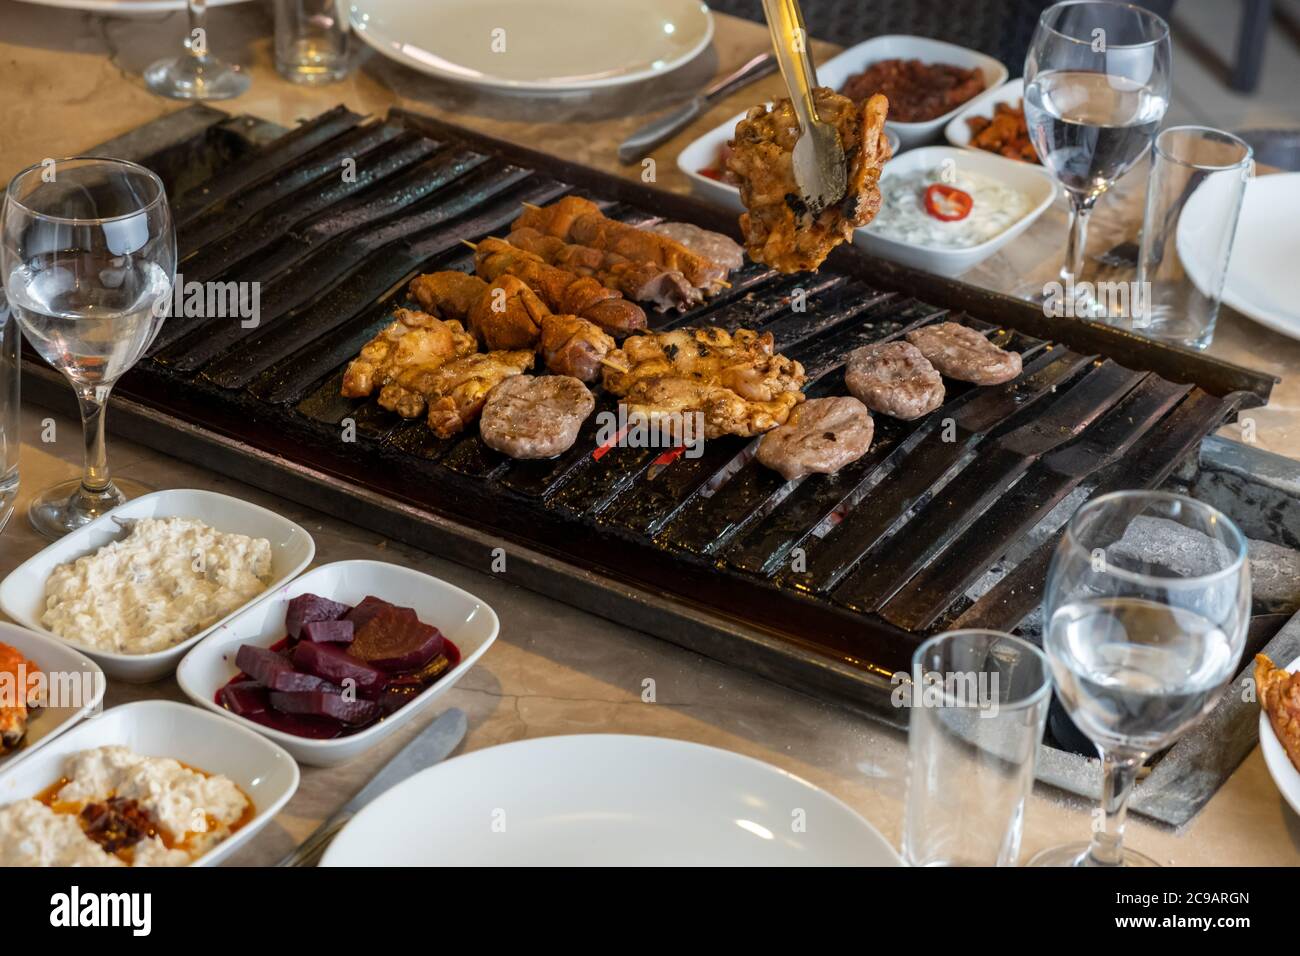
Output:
top-left (760, 0), bottom-right (846, 214)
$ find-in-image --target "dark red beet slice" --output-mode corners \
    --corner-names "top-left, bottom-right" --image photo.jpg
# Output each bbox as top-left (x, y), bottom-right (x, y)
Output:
top-left (344, 596), bottom-right (417, 630)
top-left (348, 607), bottom-right (444, 672)
top-left (219, 682), bottom-right (270, 717)
top-left (286, 593), bottom-right (352, 639)
top-left (235, 644), bottom-right (339, 692)
top-left (300, 619), bottom-right (355, 644)
top-left (269, 690), bottom-right (379, 726)
top-left (292, 640), bottom-right (385, 693)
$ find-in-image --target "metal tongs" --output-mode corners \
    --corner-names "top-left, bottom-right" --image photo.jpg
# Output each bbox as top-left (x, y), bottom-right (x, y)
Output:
top-left (760, 0), bottom-right (846, 214)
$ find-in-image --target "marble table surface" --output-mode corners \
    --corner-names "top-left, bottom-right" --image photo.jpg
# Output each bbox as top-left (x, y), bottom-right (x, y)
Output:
top-left (0, 3), bottom-right (1298, 866)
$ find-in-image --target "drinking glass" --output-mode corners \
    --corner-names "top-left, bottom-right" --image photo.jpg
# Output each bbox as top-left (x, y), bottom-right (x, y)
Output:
top-left (1, 158), bottom-right (176, 539)
top-left (1024, 1), bottom-right (1171, 314)
top-left (1133, 126), bottom-right (1253, 350)
top-left (144, 0), bottom-right (250, 100)
top-left (274, 0), bottom-right (351, 84)
top-left (902, 630), bottom-right (1052, 867)
top-left (1030, 491), bottom-right (1249, 867)
top-left (0, 290), bottom-right (18, 534)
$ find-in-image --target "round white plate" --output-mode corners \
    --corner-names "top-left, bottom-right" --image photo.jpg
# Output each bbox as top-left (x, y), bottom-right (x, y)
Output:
top-left (13, 0), bottom-right (250, 13)
top-left (348, 0), bottom-right (713, 92)
top-left (1181, 173), bottom-right (1300, 341)
top-left (321, 734), bottom-right (901, 866)
top-left (1259, 654), bottom-right (1300, 819)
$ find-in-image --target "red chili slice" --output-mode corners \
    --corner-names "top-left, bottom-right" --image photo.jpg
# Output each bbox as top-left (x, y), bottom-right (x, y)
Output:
top-left (924, 183), bottom-right (974, 221)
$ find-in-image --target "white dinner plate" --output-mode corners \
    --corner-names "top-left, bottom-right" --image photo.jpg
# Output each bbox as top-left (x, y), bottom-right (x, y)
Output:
top-left (348, 0), bottom-right (713, 93)
top-left (321, 734), bottom-right (901, 866)
top-left (1195, 174), bottom-right (1300, 341)
top-left (1259, 654), bottom-right (1300, 818)
top-left (13, 0), bottom-right (250, 13)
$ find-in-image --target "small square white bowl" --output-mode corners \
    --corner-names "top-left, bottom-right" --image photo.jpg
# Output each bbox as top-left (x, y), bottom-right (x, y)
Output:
top-left (0, 699), bottom-right (299, 867)
top-left (0, 489), bottom-right (315, 683)
top-left (854, 145), bottom-right (1058, 278)
top-left (177, 560), bottom-right (499, 767)
top-left (944, 77), bottom-right (1034, 158)
top-left (0, 622), bottom-right (106, 778)
top-left (818, 35), bottom-right (1009, 150)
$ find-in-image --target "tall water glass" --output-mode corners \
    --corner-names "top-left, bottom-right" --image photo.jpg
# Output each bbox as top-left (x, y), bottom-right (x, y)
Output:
top-left (902, 630), bottom-right (1051, 867)
top-left (1030, 491), bottom-right (1249, 867)
top-left (274, 0), bottom-right (351, 84)
top-left (1024, 1), bottom-right (1171, 314)
top-left (1, 158), bottom-right (176, 539)
top-left (0, 291), bottom-right (18, 534)
top-left (1134, 126), bottom-right (1253, 349)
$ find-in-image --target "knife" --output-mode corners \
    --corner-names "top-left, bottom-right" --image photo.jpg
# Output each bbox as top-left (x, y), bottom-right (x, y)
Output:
top-left (277, 707), bottom-right (469, 867)
top-left (617, 50), bottom-right (778, 164)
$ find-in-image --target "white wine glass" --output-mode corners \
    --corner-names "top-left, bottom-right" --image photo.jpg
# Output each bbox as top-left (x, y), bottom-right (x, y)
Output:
top-left (144, 0), bottom-right (251, 100)
top-left (1, 158), bottom-right (176, 539)
top-left (1030, 491), bottom-right (1250, 866)
top-left (1024, 1), bottom-right (1171, 315)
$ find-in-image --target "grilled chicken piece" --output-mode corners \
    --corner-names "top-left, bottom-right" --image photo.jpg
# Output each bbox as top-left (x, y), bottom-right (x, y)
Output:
top-left (474, 237), bottom-right (646, 334)
top-left (755, 396), bottom-right (875, 480)
top-left (480, 374), bottom-right (596, 459)
top-left (468, 275), bottom-right (549, 350)
top-left (540, 314), bottom-right (616, 383)
top-left (642, 221), bottom-right (745, 273)
top-left (727, 90), bottom-right (891, 272)
top-left (1258, 654), bottom-right (1300, 773)
top-left (905, 322), bottom-right (1022, 385)
top-left (0, 642), bottom-right (42, 755)
top-left (341, 308), bottom-right (476, 399)
top-left (845, 341), bottom-right (945, 419)
top-left (621, 377), bottom-right (804, 440)
top-left (513, 197), bottom-right (727, 290)
top-left (378, 350), bottom-right (535, 438)
top-left (408, 271), bottom-right (489, 322)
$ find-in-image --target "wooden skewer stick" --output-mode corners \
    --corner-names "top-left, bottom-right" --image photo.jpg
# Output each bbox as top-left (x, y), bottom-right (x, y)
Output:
top-left (520, 201), bottom-right (542, 211)
top-left (598, 357), bottom-right (630, 374)
top-left (716, 280), bottom-right (732, 289)
top-left (460, 239), bottom-right (479, 250)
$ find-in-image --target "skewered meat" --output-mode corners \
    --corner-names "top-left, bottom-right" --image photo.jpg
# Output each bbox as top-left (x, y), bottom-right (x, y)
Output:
top-left (473, 237), bottom-right (647, 334)
top-left (379, 350), bottom-right (534, 437)
top-left (540, 313), bottom-right (616, 383)
top-left (514, 196), bottom-right (727, 290)
top-left (642, 221), bottom-right (745, 273)
top-left (408, 271), bottom-right (488, 322)
top-left (845, 341), bottom-right (945, 420)
top-left (479, 375), bottom-right (596, 459)
top-left (905, 322), bottom-right (1022, 385)
top-left (727, 89), bottom-right (891, 272)
top-left (507, 226), bottom-right (701, 313)
top-left (0, 642), bottom-right (42, 755)
top-left (1257, 654), bottom-right (1300, 773)
top-left (341, 308), bottom-right (476, 398)
top-left (755, 396), bottom-right (875, 480)
top-left (468, 275), bottom-right (549, 350)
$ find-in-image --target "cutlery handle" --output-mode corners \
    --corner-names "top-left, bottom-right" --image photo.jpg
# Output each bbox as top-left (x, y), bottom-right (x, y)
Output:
top-left (760, 0), bottom-right (821, 129)
top-left (702, 50), bottom-right (779, 102)
top-left (278, 813), bottom-right (352, 867)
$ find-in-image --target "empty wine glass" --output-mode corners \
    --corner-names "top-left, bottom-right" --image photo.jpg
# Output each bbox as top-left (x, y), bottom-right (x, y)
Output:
top-left (1, 158), bottom-right (176, 538)
top-left (144, 0), bottom-right (251, 100)
top-left (1030, 491), bottom-right (1250, 866)
top-left (1024, 1), bottom-right (1171, 315)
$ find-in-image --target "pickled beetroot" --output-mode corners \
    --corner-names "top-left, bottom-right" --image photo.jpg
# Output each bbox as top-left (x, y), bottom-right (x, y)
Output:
top-left (286, 593), bottom-right (351, 639)
top-left (348, 607), bottom-right (444, 672)
top-left (292, 639), bottom-right (385, 693)
top-left (234, 644), bottom-right (337, 692)
top-left (220, 682), bottom-right (269, 717)
top-left (269, 690), bottom-right (379, 725)
top-left (345, 596), bottom-right (417, 630)
top-left (300, 619), bottom-right (355, 644)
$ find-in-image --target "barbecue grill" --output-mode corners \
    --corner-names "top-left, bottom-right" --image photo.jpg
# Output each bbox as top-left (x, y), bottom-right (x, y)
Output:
top-left (18, 104), bottom-right (1289, 825)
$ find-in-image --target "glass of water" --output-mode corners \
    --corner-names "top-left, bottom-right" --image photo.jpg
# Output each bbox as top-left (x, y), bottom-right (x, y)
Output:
top-left (144, 0), bottom-right (251, 100)
top-left (902, 630), bottom-right (1052, 867)
top-left (274, 0), bottom-right (351, 84)
top-left (0, 290), bottom-right (18, 534)
top-left (1024, 1), bottom-right (1171, 314)
top-left (1, 158), bottom-right (176, 538)
top-left (1133, 126), bottom-right (1253, 350)
top-left (1030, 491), bottom-right (1250, 867)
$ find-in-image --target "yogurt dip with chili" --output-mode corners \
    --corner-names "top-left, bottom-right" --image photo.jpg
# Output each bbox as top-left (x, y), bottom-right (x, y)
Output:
top-left (868, 166), bottom-right (1030, 249)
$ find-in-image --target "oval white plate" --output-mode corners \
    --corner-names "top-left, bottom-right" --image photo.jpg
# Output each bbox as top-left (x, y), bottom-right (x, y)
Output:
top-left (12, 0), bottom-right (250, 13)
top-left (349, 0), bottom-right (713, 93)
top-left (321, 734), bottom-right (901, 866)
top-left (1258, 654), bottom-right (1300, 818)
top-left (0, 623), bottom-right (105, 779)
top-left (1181, 173), bottom-right (1300, 341)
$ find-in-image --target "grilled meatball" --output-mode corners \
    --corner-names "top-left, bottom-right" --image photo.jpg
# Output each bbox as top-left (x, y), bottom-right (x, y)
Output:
top-left (479, 375), bottom-right (595, 459)
top-left (905, 322), bottom-right (1022, 385)
top-left (845, 341), bottom-right (945, 420)
top-left (755, 396), bottom-right (874, 480)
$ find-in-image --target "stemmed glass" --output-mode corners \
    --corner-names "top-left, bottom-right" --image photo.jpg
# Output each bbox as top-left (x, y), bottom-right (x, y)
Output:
top-left (144, 0), bottom-right (250, 100)
top-left (1, 158), bottom-right (176, 539)
top-left (1030, 491), bottom-right (1250, 866)
top-left (1024, 1), bottom-right (1171, 315)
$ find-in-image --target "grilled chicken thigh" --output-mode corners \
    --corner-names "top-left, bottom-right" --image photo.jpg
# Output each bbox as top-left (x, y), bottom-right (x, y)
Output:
top-left (341, 308), bottom-right (476, 399)
top-left (377, 350), bottom-right (535, 438)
